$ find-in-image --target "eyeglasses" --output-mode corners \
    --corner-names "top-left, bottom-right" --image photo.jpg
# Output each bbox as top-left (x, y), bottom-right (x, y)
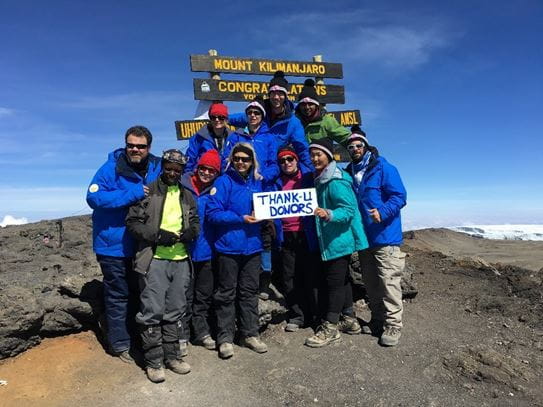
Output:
top-left (246, 110), bottom-right (262, 116)
top-left (126, 143), bottom-right (148, 150)
top-left (280, 156), bottom-right (295, 164)
top-left (233, 155), bottom-right (252, 163)
top-left (347, 143), bottom-right (365, 151)
top-left (198, 166), bottom-right (218, 175)
top-left (210, 115), bottom-right (226, 121)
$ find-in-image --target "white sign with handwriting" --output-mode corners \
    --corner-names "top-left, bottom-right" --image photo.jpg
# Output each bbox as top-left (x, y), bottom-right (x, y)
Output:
top-left (253, 188), bottom-right (317, 220)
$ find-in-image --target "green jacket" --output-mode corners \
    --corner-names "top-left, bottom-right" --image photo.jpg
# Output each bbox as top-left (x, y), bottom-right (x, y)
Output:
top-left (298, 111), bottom-right (350, 146)
top-left (313, 161), bottom-right (368, 261)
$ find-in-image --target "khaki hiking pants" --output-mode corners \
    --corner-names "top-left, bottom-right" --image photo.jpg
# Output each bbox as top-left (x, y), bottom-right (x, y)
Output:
top-left (359, 245), bottom-right (406, 329)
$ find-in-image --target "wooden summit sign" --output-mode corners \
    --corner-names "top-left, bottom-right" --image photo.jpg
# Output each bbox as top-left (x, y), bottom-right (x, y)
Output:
top-left (190, 55), bottom-right (343, 78)
top-left (193, 78), bottom-right (345, 104)
top-left (175, 110), bottom-right (361, 140)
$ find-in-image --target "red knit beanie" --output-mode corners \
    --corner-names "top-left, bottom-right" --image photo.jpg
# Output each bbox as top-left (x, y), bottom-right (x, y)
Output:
top-left (197, 149), bottom-right (221, 172)
top-left (208, 103), bottom-right (228, 118)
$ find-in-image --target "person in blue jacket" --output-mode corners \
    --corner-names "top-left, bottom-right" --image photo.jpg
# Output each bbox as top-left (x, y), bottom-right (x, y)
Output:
top-left (86, 125), bottom-right (161, 361)
top-left (227, 71), bottom-right (312, 172)
top-left (356, 136), bottom-right (407, 347)
top-left (222, 96), bottom-right (279, 183)
top-left (180, 149), bottom-right (221, 352)
top-left (206, 143), bottom-right (268, 359)
top-left (222, 96), bottom-right (279, 300)
top-left (184, 102), bottom-right (232, 174)
top-left (305, 138), bottom-right (369, 349)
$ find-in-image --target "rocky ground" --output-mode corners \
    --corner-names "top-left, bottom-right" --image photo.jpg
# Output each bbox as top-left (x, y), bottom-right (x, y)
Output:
top-left (0, 218), bottom-right (542, 406)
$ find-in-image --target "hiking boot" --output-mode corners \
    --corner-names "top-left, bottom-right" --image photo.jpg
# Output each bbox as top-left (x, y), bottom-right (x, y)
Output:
top-left (165, 359), bottom-right (191, 375)
top-left (197, 335), bottom-right (216, 350)
top-left (114, 349), bottom-right (134, 364)
top-left (146, 366), bottom-right (165, 383)
top-left (285, 323), bottom-right (300, 332)
top-left (241, 336), bottom-right (268, 354)
top-left (219, 342), bottom-right (234, 359)
top-left (305, 321), bottom-right (340, 348)
top-left (338, 315), bottom-right (362, 335)
top-left (361, 319), bottom-right (384, 336)
top-left (179, 340), bottom-right (188, 357)
top-left (379, 326), bottom-right (401, 347)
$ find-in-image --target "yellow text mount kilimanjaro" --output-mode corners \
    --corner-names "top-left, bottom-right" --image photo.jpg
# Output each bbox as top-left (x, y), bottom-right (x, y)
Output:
top-left (190, 55), bottom-right (343, 79)
top-left (193, 79), bottom-right (344, 104)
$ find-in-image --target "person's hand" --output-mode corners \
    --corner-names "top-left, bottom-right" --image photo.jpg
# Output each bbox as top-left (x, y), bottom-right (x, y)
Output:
top-left (156, 229), bottom-right (179, 246)
top-left (243, 212), bottom-right (262, 224)
top-left (143, 185), bottom-right (150, 197)
top-left (314, 207), bottom-right (330, 221)
top-left (368, 208), bottom-right (381, 223)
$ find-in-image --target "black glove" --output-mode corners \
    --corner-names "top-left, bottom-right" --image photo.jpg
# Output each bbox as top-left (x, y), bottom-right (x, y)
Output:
top-left (156, 229), bottom-right (178, 246)
top-left (178, 228), bottom-right (196, 244)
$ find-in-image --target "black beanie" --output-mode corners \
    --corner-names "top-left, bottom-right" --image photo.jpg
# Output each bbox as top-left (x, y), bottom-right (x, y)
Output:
top-left (309, 137), bottom-right (334, 161)
top-left (297, 79), bottom-right (320, 105)
top-left (269, 71), bottom-right (289, 95)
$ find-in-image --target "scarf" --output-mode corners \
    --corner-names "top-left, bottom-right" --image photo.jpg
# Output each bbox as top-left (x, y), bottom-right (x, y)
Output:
top-left (350, 151), bottom-right (372, 192)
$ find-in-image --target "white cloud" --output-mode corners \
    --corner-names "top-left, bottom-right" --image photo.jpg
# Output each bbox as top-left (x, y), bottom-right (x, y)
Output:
top-left (250, 9), bottom-right (456, 72)
top-left (0, 215), bottom-right (28, 227)
top-left (0, 107), bottom-right (15, 118)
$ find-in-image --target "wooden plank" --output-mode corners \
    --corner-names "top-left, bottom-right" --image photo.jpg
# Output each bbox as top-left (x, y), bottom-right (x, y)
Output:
top-left (175, 110), bottom-right (361, 140)
top-left (190, 54), bottom-right (343, 78)
top-left (175, 121), bottom-right (237, 140)
top-left (193, 78), bottom-right (345, 104)
top-left (325, 110), bottom-right (362, 127)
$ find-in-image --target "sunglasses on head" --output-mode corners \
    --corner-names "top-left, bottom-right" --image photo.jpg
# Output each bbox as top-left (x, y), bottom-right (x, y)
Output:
top-left (246, 110), bottom-right (262, 116)
top-left (210, 115), bottom-right (226, 121)
top-left (126, 143), bottom-right (148, 150)
top-left (233, 155), bottom-right (252, 163)
top-left (280, 156), bottom-right (296, 164)
top-left (347, 143), bottom-right (365, 151)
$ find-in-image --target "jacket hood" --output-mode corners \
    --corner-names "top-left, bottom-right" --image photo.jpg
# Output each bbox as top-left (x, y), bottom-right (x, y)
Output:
top-left (314, 160), bottom-right (349, 186)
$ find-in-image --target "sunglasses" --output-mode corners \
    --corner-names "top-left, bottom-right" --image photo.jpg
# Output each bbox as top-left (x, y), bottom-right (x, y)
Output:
top-left (280, 156), bottom-right (296, 164)
top-left (233, 155), bottom-right (252, 163)
top-left (198, 166), bottom-right (218, 175)
top-left (126, 143), bottom-right (148, 150)
top-left (246, 110), bottom-right (262, 116)
top-left (210, 115), bottom-right (226, 121)
top-left (347, 143), bottom-right (365, 151)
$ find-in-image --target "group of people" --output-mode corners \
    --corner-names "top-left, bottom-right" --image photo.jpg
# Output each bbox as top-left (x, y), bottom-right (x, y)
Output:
top-left (86, 71), bottom-right (407, 384)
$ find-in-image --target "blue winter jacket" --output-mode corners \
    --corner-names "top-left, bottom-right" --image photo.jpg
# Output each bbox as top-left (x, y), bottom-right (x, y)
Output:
top-left (205, 168), bottom-right (263, 256)
top-left (86, 149), bottom-right (162, 257)
top-left (268, 170), bottom-right (319, 252)
top-left (228, 100), bottom-right (312, 172)
top-left (184, 124), bottom-right (232, 174)
top-left (222, 122), bottom-right (279, 184)
top-left (181, 173), bottom-right (216, 262)
top-left (358, 155), bottom-right (407, 248)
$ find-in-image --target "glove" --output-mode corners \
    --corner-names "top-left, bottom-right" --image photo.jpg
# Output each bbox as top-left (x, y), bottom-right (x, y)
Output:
top-left (178, 228), bottom-right (196, 244)
top-left (156, 229), bottom-right (178, 246)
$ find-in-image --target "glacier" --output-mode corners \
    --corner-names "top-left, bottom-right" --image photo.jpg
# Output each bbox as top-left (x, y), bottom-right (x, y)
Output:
top-left (448, 225), bottom-right (543, 241)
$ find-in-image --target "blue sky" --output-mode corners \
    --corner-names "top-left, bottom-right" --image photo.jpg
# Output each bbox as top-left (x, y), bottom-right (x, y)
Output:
top-left (1, 0), bottom-right (542, 229)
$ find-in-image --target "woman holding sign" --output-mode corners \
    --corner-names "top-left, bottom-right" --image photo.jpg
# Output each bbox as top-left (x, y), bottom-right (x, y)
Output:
top-left (305, 138), bottom-right (369, 348)
top-left (205, 142), bottom-right (268, 359)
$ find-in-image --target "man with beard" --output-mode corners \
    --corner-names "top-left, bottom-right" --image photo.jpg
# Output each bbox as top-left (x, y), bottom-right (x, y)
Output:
top-left (87, 126), bottom-right (162, 362)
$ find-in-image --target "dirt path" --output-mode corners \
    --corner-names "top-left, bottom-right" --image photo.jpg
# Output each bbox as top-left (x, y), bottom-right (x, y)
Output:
top-left (1, 240), bottom-right (542, 406)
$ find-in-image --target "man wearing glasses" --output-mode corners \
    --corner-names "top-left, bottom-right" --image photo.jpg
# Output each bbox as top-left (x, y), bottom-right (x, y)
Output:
top-left (185, 102), bottom-right (232, 174)
top-left (86, 125), bottom-right (162, 362)
top-left (346, 126), bottom-right (408, 347)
